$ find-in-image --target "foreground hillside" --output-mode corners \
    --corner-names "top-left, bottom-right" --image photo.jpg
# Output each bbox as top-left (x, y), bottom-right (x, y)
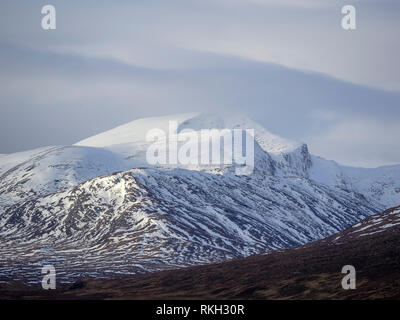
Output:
top-left (1, 206), bottom-right (399, 299)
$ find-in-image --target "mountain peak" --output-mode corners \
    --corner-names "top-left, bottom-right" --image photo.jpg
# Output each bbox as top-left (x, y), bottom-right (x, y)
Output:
top-left (75, 112), bottom-right (300, 155)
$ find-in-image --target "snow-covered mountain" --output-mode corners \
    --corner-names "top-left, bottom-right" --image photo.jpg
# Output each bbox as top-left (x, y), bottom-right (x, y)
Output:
top-left (309, 156), bottom-right (400, 208)
top-left (0, 146), bottom-right (125, 207)
top-left (0, 112), bottom-right (398, 283)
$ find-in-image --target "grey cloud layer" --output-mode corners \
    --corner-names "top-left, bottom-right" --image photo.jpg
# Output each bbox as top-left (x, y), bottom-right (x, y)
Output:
top-left (0, 0), bottom-right (399, 167)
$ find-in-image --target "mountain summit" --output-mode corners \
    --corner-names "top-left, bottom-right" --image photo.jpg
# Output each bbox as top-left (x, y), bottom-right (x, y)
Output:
top-left (75, 112), bottom-right (301, 157)
top-left (0, 112), bottom-right (399, 284)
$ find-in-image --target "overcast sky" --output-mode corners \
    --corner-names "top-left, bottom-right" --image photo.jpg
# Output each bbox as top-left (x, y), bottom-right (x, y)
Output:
top-left (0, 0), bottom-right (399, 167)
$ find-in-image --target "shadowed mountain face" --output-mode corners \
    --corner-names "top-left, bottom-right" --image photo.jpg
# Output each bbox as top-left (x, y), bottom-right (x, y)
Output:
top-left (0, 168), bottom-right (380, 284)
top-left (1, 206), bottom-right (399, 300)
top-left (0, 113), bottom-right (399, 285)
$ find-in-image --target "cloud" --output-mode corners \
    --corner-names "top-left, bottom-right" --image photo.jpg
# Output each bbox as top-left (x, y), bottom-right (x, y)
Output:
top-left (1, 0), bottom-right (399, 89)
top-left (1, 43), bottom-right (400, 168)
top-left (308, 118), bottom-right (400, 167)
top-left (0, 0), bottom-right (399, 167)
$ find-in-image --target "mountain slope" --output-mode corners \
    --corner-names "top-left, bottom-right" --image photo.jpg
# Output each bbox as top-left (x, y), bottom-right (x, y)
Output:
top-left (0, 146), bottom-right (126, 207)
top-left (2, 206), bottom-right (399, 299)
top-left (0, 112), bottom-right (398, 285)
top-left (2, 113), bottom-right (398, 210)
top-left (75, 112), bottom-right (400, 207)
top-left (0, 113), bottom-right (313, 211)
top-left (309, 156), bottom-right (400, 208)
top-left (328, 205), bottom-right (400, 243)
top-left (0, 167), bottom-right (381, 284)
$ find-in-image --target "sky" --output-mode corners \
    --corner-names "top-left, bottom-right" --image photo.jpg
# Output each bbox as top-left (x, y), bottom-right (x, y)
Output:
top-left (0, 0), bottom-right (399, 167)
